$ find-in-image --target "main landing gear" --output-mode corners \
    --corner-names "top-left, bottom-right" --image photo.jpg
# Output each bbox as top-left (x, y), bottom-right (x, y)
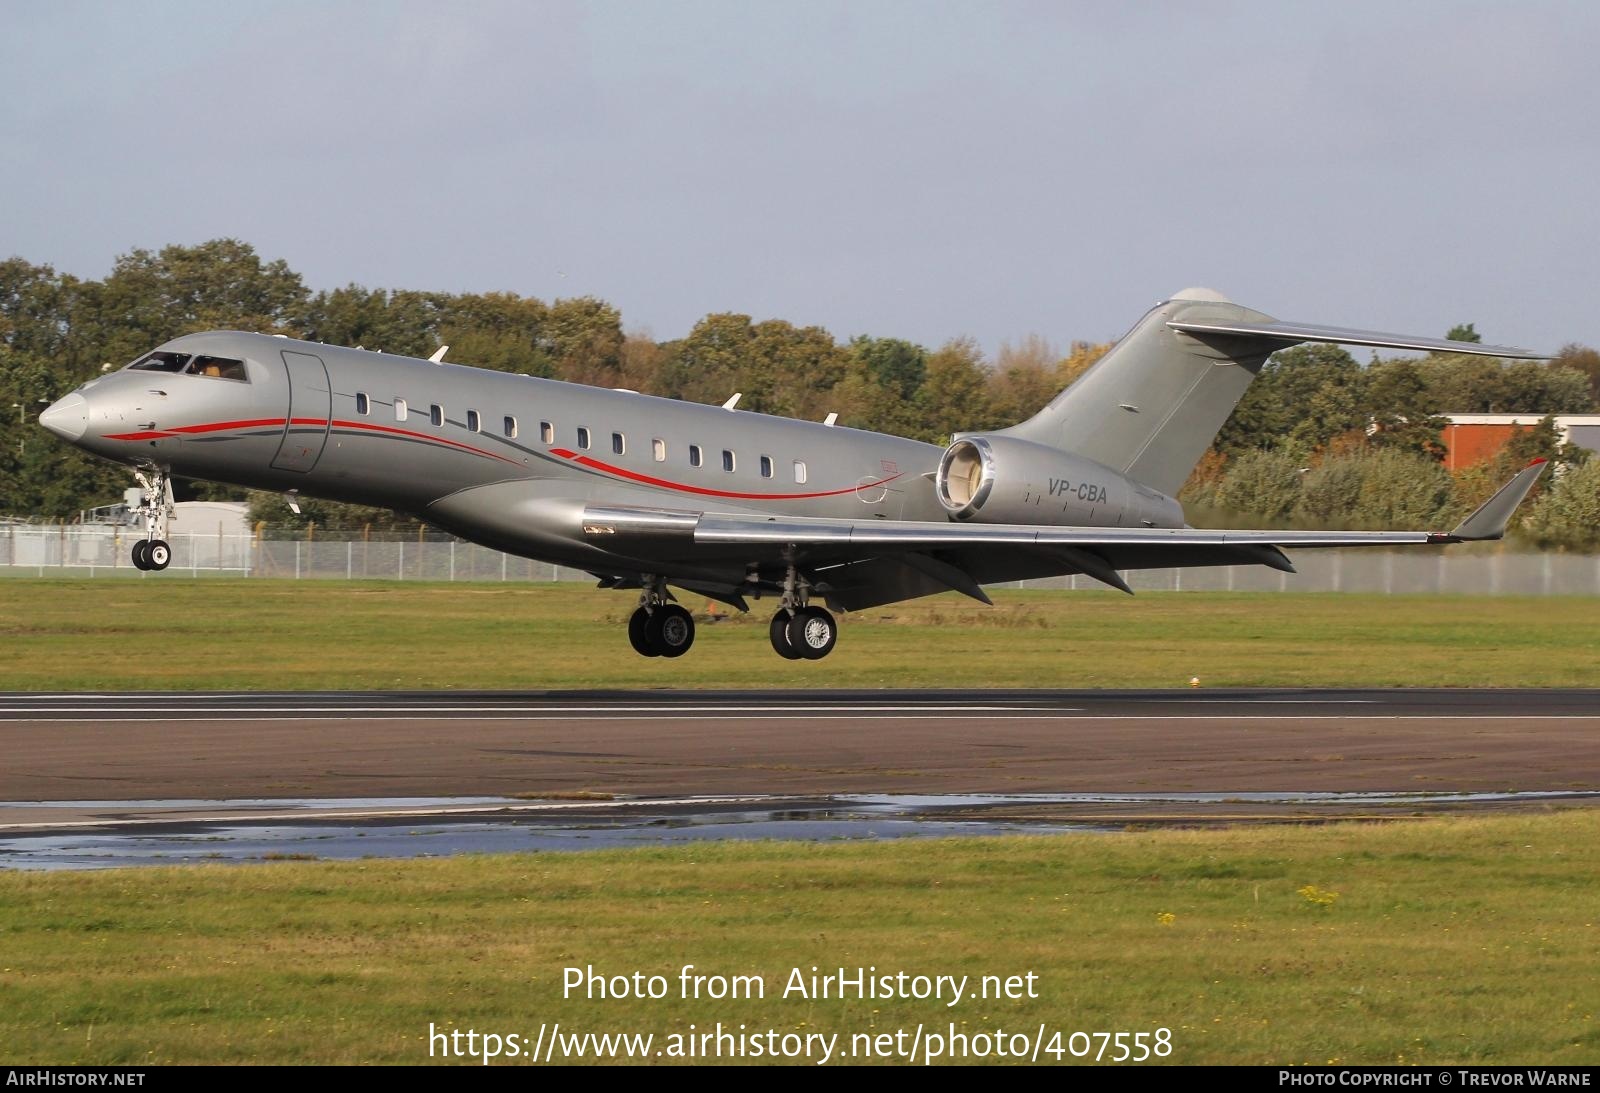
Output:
top-left (627, 576), bottom-right (695, 658)
top-left (768, 565), bottom-right (837, 660)
top-left (620, 565), bottom-right (838, 660)
top-left (128, 468), bottom-right (173, 572)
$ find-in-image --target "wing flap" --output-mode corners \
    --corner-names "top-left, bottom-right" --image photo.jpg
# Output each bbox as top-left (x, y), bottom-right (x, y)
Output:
top-left (692, 513), bottom-right (1441, 550)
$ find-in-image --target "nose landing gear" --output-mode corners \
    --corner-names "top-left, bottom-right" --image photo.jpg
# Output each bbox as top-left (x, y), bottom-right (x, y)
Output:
top-left (128, 469), bottom-right (173, 572)
top-left (627, 575), bottom-right (695, 657)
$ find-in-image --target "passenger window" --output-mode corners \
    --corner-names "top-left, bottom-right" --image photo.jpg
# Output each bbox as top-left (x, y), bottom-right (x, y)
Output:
top-left (612, 432), bottom-right (625, 455)
top-left (355, 393), bottom-right (369, 416)
top-left (722, 449), bottom-right (735, 473)
top-left (395, 398), bottom-right (408, 422)
top-left (466, 409), bottom-right (480, 432)
top-left (759, 455), bottom-right (773, 478)
top-left (577, 427), bottom-right (591, 450)
top-left (794, 460), bottom-right (808, 484)
top-left (689, 444), bottom-right (703, 468)
top-left (503, 415), bottom-right (518, 438)
top-left (129, 351), bottom-right (190, 373)
top-left (540, 421), bottom-right (554, 444)
top-left (430, 404), bottom-right (443, 428)
top-left (185, 355), bottom-right (249, 382)
top-left (652, 438), bottom-right (666, 462)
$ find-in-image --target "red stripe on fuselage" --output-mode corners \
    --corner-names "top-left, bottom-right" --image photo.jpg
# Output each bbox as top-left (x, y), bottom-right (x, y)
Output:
top-left (547, 447), bottom-right (904, 500)
top-left (107, 415), bottom-right (523, 467)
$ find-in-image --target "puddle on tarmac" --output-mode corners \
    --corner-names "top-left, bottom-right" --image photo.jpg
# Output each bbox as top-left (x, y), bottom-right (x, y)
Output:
top-left (2, 789), bottom-right (1594, 871)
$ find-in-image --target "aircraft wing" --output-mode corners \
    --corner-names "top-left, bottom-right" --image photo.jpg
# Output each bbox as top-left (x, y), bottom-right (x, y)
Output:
top-left (582, 460), bottom-right (1547, 610)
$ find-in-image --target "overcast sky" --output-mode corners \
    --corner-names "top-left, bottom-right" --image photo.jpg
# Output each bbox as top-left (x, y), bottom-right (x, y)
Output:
top-left (3, 1), bottom-right (1596, 356)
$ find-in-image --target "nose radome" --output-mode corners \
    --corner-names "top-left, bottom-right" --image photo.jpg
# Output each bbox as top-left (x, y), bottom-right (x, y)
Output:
top-left (39, 392), bottom-right (88, 441)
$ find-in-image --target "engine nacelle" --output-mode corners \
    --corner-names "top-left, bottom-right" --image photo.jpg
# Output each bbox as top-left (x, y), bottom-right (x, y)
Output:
top-left (935, 434), bottom-right (1185, 528)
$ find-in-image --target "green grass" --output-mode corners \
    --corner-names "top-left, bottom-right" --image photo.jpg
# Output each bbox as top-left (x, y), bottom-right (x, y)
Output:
top-left (1, 811), bottom-right (1596, 1065)
top-left (0, 580), bottom-right (1596, 689)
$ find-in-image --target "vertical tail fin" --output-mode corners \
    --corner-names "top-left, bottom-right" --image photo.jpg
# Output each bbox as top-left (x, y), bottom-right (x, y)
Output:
top-left (998, 288), bottom-right (1544, 497)
top-left (998, 289), bottom-right (1281, 496)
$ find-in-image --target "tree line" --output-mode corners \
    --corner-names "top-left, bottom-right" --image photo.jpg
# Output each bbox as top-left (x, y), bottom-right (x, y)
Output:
top-left (3, 240), bottom-right (1597, 548)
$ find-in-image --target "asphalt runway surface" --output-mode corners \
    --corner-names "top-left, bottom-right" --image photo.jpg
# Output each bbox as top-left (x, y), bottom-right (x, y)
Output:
top-left (4, 689), bottom-right (1598, 830)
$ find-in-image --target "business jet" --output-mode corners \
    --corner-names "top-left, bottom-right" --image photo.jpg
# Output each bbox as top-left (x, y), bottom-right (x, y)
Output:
top-left (38, 288), bottom-right (1546, 660)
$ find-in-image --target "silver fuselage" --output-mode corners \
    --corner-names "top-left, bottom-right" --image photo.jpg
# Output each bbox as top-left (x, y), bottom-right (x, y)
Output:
top-left (47, 332), bottom-right (956, 582)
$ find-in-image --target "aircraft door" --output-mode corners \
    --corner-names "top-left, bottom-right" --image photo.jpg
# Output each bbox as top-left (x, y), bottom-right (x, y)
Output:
top-left (271, 351), bottom-right (333, 472)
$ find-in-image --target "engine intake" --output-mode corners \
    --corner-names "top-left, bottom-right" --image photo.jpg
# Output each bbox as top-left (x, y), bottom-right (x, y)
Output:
top-left (936, 437), bottom-right (996, 519)
top-left (935, 433), bottom-right (1185, 528)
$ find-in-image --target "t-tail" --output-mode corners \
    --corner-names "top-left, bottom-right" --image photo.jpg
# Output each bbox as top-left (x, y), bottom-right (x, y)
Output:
top-left (996, 287), bottom-right (1545, 497)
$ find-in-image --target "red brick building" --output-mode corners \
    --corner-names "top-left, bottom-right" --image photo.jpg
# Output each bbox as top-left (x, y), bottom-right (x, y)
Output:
top-left (1439, 414), bottom-right (1600, 471)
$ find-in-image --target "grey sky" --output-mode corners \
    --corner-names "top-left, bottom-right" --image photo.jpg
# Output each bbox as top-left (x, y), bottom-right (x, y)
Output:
top-left (3, 1), bottom-right (1596, 356)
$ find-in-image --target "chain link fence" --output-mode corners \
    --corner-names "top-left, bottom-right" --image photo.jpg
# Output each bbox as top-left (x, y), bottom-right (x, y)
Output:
top-left (2, 524), bottom-right (1597, 595)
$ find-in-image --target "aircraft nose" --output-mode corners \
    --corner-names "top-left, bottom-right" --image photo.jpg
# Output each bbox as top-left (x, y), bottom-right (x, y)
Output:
top-left (39, 392), bottom-right (89, 441)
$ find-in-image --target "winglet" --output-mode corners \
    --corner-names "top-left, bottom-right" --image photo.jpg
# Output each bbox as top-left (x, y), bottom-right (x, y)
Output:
top-left (1446, 459), bottom-right (1548, 541)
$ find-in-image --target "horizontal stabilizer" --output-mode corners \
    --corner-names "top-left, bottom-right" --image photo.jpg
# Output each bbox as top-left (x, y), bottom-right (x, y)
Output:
top-left (1168, 318), bottom-right (1545, 360)
top-left (1447, 459), bottom-right (1548, 541)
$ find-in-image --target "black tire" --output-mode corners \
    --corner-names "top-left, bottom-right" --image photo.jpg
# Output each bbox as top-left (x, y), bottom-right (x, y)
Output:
top-left (787, 606), bottom-right (837, 659)
top-left (628, 607), bottom-right (659, 657)
top-left (769, 611), bottom-right (803, 660)
top-left (146, 539), bottom-right (172, 571)
top-left (646, 604), bottom-right (695, 658)
top-left (131, 540), bottom-right (150, 570)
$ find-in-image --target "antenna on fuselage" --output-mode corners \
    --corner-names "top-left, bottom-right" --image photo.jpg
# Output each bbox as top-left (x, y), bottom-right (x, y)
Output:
top-left (429, 345), bottom-right (449, 363)
top-left (722, 393), bottom-right (741, 411)
top-left (822, 412), bottom-right (838, 427)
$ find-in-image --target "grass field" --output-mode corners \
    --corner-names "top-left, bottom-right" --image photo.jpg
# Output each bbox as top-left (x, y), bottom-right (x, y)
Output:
top-left (5, 581), bottom-right (1595, 1066)
top-left (1, 580), bottom-right (1597, 689)
top-left (1, 810), bottom-right (1596, 1065)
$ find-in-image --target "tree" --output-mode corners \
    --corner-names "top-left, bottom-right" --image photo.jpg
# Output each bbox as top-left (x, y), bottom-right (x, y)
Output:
top-left (1350, 448), bottom-right (1456, 526)
top-left (910, 337), bottom-right (1001, 443)
top-left (985, 335), bottom-right (1060, 425)
top-left (664, 314), bottom-right (849, 419)
top-left (1550, 343), bottom-right (1600, 402)
top-left (1365, 358), bottom-right (1447, 460)
top-left (830, 336), bottom-right (932, 437)
top-left (544, 296), bottom-right (625, 385)
top-left (617, 332), bottom-right (667, 394)
top-left (302, 285), bottom-right (445, 359)
top-left (434, 291), bottom-right (551, 375)
top-left (0, 259), bottom-right (127, 514)
top-left (85, 240), bottom-right (308, 367)
top-left (1186, 448), bottom-right (1308, 524)
top-left (849, 336), bottom-right (926, 399)
top-left (1445, 323), bottom-right (1481, 343)
top-left (1214, 344), bottom-right (1365, 456)
top-left (1416, 353), bottom-right (1595, 414)
top-left (1520, 459), bottom-right (1600, 550)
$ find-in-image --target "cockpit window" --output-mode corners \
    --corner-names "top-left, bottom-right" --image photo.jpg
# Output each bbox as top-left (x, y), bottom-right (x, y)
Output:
top-left (127, 351), bottom-right (249, 381)
top-left (184, 355), bottom-right (250, 382)
top-left (129, 351), bottom-right (192, 373)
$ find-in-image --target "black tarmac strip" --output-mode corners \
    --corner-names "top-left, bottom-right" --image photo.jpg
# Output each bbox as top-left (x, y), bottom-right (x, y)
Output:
top-left (3, 687), bottom-right (1599, 720)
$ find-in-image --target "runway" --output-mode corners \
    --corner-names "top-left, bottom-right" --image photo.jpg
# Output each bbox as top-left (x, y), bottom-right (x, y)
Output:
top-left (6, 687), bottom-right (1600, 720)
top-left (4, 690), bottom-right (1598, 832)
